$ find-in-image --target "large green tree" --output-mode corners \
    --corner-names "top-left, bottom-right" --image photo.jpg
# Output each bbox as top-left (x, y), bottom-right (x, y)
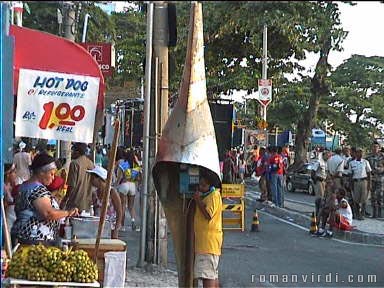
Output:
top-left (171, 1), bottom-right (348, 166)
top-left (326, 55), bottom-right (384, 148)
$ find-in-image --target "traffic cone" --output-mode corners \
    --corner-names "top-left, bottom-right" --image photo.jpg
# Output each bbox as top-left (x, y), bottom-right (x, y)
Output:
top-left (251, 209), bottom-right (260, 232)
top-left (309, 212), bottom-right (318, 234)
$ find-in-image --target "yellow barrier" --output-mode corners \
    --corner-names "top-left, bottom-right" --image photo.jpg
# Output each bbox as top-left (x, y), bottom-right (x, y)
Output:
top-left (221, 184), bottom-right (245, 231)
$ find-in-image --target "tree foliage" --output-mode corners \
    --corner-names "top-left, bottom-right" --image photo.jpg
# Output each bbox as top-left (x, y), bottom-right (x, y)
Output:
top-left (327, 55), bottom-right (384, 148)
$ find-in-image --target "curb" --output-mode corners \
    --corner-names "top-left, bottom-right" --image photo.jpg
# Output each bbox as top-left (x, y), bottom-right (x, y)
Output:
top-left (252, 201), bottom-right (384, 246)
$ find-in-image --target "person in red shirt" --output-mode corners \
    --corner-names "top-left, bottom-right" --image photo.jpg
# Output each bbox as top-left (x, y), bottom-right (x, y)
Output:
top-left (269, 146), bottom-right (285, 207)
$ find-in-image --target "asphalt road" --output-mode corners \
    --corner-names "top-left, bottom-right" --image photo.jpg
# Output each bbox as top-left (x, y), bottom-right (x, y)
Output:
top-left (220, 208), bottom-right (384, 287)
top-left (121, 185), bottom-right (384, 287)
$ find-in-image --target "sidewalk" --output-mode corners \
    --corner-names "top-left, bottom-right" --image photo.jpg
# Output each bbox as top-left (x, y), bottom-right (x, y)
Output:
top-left (245, 179), bottom-right (384, 246)
top-left (124, 266), bottom-right (178, 287)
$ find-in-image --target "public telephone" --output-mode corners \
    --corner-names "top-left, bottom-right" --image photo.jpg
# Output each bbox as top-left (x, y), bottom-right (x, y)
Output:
top-left (179, 164), bottom-right (200, 197)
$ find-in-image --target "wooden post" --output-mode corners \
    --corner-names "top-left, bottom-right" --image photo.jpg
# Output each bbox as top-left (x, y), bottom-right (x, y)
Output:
top-left (1, 197), bottom-right (13, 258)
top-left (184, 200), bottom-right (195, 287)
top-left (94, 119), bottom-right (120, 262)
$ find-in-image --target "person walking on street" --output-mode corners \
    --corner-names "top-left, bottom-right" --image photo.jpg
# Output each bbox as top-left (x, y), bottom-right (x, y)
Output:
top-left (348, 148), bottom-right (372, 220)
top-left (193, 169), bottom-right (223, 288)
top-left (13, 141), bottom-right (32, 185)
top-left (366, 141), bottom-right (384, 218)
top-left (61, 143), bottom-right (95, 212)
top-left (115, 149), bottom-right (141, 231)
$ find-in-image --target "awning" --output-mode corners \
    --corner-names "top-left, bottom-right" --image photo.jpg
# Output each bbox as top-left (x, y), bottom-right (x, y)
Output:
top-left (10, 25), bottom-right (105, 122)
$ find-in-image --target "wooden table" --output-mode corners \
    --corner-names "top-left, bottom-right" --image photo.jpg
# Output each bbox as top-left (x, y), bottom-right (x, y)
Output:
top-left (2, 278), bottom-right (100, 287)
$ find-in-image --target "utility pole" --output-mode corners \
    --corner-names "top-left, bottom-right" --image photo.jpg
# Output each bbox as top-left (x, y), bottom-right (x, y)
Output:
top-left (138, 1), bottom-right (154, 268)
top-left (146, 1), bottom-right (169, 267)
top-left (262, 24), bottom-right (268, 124)
top-left (60, 1), bottom-right (76, 170)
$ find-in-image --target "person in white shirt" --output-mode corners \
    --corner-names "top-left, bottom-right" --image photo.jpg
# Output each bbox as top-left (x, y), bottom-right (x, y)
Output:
top-left (326, 148), bottom-right (345, 190)
top-left (13, 142), bottom-right (32, 185)
top-left (347, 148), bottom-right (372, 220)
top-left (315, 188), bottom-right (353, 237)
top-left (311, 149), bottom-right (330, 222)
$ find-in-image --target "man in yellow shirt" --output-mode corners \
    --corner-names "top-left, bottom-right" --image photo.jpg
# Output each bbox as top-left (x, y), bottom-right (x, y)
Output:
top-left (193, 171), bottom-right (223, 288)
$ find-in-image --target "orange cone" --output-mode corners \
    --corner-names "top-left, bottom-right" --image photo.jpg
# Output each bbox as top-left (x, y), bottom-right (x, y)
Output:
top-left (251, 209), bottom-right (260, 232)
top-left (309, 212), bottom-right (318, 234)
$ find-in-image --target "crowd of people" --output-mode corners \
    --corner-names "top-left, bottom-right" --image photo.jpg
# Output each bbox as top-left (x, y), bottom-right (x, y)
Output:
top-left (221, 144), bottom-right (292, 208)
top-left (3, 141), bottom-right (143, 247)
top-left (311, 142), bottom-right (384, 237)
top-left (221, 141), bottom-right (383, 238)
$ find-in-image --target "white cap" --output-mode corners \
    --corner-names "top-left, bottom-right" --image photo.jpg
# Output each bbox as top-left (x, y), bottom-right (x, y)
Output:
top-left (86, 166), bottom-right (108, 180)
top-left (19, 141), bottom-right (26, 150)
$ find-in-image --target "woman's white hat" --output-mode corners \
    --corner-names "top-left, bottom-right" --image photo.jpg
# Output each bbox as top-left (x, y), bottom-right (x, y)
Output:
top-left (86, 166), bottom-right (107, 181)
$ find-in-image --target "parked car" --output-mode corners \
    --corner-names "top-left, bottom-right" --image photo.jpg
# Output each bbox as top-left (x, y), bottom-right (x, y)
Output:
top-left (286, 163), bottom-right (315, 195)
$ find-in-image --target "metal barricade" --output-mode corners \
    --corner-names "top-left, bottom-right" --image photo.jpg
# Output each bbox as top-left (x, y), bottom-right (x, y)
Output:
top-left (221, 184), bottom-right (245, 231)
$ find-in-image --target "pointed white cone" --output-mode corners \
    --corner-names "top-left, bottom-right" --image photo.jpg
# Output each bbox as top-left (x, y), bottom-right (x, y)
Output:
top-left (152, 3), bottom-right (221, 286)
top-left (153, 2), bottom-right (221, 185)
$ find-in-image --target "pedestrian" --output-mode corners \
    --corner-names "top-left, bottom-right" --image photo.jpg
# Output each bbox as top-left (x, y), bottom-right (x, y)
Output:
top-left (264, 146), bottom-right (272, 202)
top-left (327, 148), bottom-right (345, 190)
top-left (193, 169), bottom-right (223, 288)
top-left (311, 149), bottom-right (330, 223)
top-left (347, 148), bottom-right (372, 220)
top-left (256, 147), bottom-right (268, 202)
top-left (341, 146), bottom-right (352, 196)
top-left (365, 141), bottom-right (384, 218)
top-left (115, 150), bottom-right (141, 231)
top-left (95, 146), bottom-right (104, 167)
top-left (3, 163), bottom-right (17, 233)
top-left (269, 146), bottom-right (285, 207)
top-left (13, 141), bottom-right (32, 185)
top-left (87, 166), bottom-right (123, 239)
top-left (238, 154), bottom-right (246, 184)
top-left (222, 151), bottom-right (235, 184)
top-left (61, 142), bottom-right (95, 212)
top-left (315, 188), bottom-right (353, 237)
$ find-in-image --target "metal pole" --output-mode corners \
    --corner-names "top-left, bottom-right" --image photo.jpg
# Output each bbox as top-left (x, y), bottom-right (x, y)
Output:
top-left (153, 1), bottom-right (169, 267)
top-left (262, 24), bottom-right (267, 123)
top-left (81, 13), bottom-right (90, 43)
top-left (153, 57), bottom-right (159, 264)
top-left (138, 1), bottom-right (154, 268)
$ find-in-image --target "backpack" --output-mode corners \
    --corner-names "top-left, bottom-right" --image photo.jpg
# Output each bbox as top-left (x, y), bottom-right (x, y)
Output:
top-left (119, 161), bottom-right (140, 182)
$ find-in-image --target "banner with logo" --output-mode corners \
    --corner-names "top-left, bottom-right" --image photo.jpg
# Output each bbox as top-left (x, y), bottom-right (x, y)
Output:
top-left (15, 69), bottom-right (100, 143)
top-left (79, 43), bottom-right (114, 77)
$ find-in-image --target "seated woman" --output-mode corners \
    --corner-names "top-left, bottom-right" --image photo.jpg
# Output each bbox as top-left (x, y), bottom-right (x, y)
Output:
top-left (11, 154), bottom-right (79, 246)
top-left (87, 166), bottom-right (123, 239)
top-left (315, 188), bottom-right (353, 237)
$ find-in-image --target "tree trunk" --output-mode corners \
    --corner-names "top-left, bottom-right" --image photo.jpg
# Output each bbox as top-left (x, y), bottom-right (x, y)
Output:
top-left (293, 36), bottom-right (332, 168)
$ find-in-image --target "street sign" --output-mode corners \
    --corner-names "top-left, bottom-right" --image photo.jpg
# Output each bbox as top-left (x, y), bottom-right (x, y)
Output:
top-left (257, 79), bottom-right (272, 106)
top-left (15, 69), bottom-right (100, 143)
top-left (79, 43), bottom-right (115, 77)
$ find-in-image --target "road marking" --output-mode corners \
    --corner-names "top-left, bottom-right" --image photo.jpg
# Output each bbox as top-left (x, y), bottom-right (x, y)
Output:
top-left (257, 209), bottom-right (384, 248)
top-left (285, 198), bottom-right (315, 207)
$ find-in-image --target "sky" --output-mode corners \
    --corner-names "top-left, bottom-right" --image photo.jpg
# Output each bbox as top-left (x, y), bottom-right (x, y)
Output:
top-left (113, 1), bottom-right (384, 101)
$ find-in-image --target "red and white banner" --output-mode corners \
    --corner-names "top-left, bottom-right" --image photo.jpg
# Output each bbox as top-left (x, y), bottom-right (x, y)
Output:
top-left (79, 43), bottom-right (114, 77)
top-left (257, 79), bottom-right (272, 106)
top-left (15, 69), bottom-right (100, 143)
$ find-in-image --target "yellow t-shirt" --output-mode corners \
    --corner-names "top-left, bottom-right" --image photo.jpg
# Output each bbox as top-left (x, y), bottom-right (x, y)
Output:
top-left (194, 188), bottom-right (223, 255)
